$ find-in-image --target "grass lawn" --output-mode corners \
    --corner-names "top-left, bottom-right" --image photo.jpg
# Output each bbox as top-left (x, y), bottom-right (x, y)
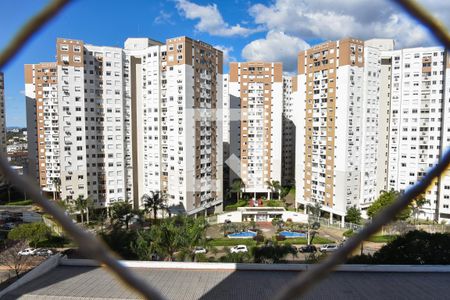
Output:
top-left (366, 235), bottom-right (397, 243)
top-left (280, 236), bottom-right (334, 245)
top-left (0, 199), bottom-right (33, 206)
top-left (207, 238), bottom-right (257, 247)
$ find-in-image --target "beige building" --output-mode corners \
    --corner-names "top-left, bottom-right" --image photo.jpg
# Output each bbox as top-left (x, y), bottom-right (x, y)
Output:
top-left (26, 37), bottom-right (224, 215)
top-left (228, 62), bottom-right (283, 198)
top-left (294, 38), bottom-right (394, 221)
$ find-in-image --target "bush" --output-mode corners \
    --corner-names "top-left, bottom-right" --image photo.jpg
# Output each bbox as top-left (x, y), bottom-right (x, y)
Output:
top-left (224, 199), bottom-right (248, 211)
top-left (348, 230), bottom-right (450, 265)
top-left (36, 235), bottom-right (74, 248)
top-left (0, 199), bottom-right (33, 206)
top-left (253, 244), bottom-right (297, 263)
top-left (266, 200), bottom-right (283, 207)
top-left (253, 234), bottom-right (264, 243)
top-left (343, 229), bottom-right (355, 237)
top-left (367, 235), bottom-right (397, 243)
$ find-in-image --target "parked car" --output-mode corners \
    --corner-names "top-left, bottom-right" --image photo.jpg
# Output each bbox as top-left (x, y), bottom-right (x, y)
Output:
top-left (230, 245), bottom-right (248, 253)
top-left (320, 244), bottom-right (339, 252)
top-left (35, 248), bottom-right (53, 257)
top-left (18, 248), bottom-right (36, 256)
top-left (193, 247), bottom-right (207, 254)
top-left (299, 245), bottom-right (317, 253)
top-left (2, 222), bottom-right (15, 230)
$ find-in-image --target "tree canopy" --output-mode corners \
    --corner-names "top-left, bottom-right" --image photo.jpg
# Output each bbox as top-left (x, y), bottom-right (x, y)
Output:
top-left (8, 222), bottom-right (51, 247)
top-left (345, 206), bottom-right (362, 225)
top-left (137, 215), bottom-right (208, 261)
top-left (110, 201), bottom-right (133, 229)
top-left (348, 230), bottom-right (450, 265)
top-left (367, 190), bottom-right (411, 221)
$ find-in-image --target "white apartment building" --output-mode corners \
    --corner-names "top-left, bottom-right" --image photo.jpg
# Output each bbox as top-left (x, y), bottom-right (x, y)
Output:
top-left (0, 72), bottom-right (7, 187)
top-left (383, 47), bottom-right (450, 221)
top-left (229, 62), bottom-right (283, 198)
top-left (26, 37), bottom-right (223, 215)
top-left (123, 37), bottom-right (223, 213)
top-left (294, 38), bottom-right (394, 221)
top-left (25, 63), bottom-right (60, 193)
top-left (282, 76), bottom-right (296, 186)
top-left (222, 74), bottom-right (231, 192)
top-left (26, 39), bottom-right (127, 207)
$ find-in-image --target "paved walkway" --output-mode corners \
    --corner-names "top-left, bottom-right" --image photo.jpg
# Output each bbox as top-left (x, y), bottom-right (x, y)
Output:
top-left (4, 266), bottom-right (450, 299)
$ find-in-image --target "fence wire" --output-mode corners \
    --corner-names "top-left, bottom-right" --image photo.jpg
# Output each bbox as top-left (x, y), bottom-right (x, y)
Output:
top-left (0, 0), bottom-right (449, 300)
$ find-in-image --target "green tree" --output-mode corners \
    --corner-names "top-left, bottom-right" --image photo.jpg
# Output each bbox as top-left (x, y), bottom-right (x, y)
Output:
top-left (110, 201), bottom-right (133, 229)
top-left (348, 231), bottom-right (450, 265)
top-left (8, 222), bottom-right (51, 247)
top-left (72, 195), bottom-right (93, 225)
top-left (345, 206), bottom-right (362, 225)
top-left (51, 177), bottom-right (61, 201)
top-left (367, 190), bottom-right (411, 221)
top-left (231, 179), bottom-right (245, 203)
top-left (142, 191), bottom-right (167, 220)
top-left (100, 227), bottom-right (138, 259)
top-left (266, 180), bottom-right (282, 200)
top-left (411, 195), bottom-right (430, 222)
top-left (253, 243), bottom-right (297, 263)
top-left (271, 217), bottom-right (284, 230)
top-left (146, 216), bottom-right (208, 261)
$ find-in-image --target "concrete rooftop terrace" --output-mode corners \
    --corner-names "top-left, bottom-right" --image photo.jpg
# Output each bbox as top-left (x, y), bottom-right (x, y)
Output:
top-left (3, 259), bottom-right (450, 300)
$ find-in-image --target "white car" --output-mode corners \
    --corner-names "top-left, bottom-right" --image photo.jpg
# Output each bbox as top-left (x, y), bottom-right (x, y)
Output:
top-left (35, 248), bottom-right (53, 257)
top-left (320, 244), bottom-right (339, 253)
top-left (230, 245), bottom-right (248, 254)
top-left (193, 247), bottom-right (207, 254)
top-left (18, 248), bottom-right (36, 256)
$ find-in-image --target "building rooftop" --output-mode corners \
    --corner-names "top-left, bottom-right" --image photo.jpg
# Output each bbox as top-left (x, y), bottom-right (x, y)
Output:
top-left (3, 261), bottom-right (450, 299)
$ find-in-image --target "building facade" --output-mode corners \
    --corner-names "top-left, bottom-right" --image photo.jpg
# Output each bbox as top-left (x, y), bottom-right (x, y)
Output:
top-left (123, 37), bottom-right (223, 213)
top-left (0, 72), bottom-right (7, 187)
top-left (383, 47), bottom-right (450, 221)
top-left (281, 76), bottom-right (296, 186)
top-left (229, 62), bottom-right (283, 198)
top-left (26, 37), bottom-right (223, 215)
top-left (294, 38), bottom-right (394, 220)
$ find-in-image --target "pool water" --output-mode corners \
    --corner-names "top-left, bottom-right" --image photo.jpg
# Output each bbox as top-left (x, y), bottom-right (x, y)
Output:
top-left (228, 231), bottom-right (257, 238)
top-left (279, 231), bottom-right (306, 238)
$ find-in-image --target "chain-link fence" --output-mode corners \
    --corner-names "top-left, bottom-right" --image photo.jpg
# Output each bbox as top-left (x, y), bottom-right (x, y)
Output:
top-left (0, 0), bottom-right (449, 299)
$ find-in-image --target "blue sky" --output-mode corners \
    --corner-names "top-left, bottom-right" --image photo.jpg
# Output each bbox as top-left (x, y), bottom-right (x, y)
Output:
top-left (0, 0), bottom-right (446, 127)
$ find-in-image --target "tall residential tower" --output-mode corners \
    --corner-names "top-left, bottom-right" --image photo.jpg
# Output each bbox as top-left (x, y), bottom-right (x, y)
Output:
top-left (229, 62), bottom-right (283, 198)
top-left (26, 37), bottom-right (223, 215)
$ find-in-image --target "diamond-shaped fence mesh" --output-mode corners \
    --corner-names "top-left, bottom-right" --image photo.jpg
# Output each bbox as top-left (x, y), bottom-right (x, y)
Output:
top-left (0, 0), bottom-right (449, 299)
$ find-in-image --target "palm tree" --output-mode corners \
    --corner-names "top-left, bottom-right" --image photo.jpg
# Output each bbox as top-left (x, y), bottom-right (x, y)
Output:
top-left (267, 180), bottom-right (282, 200)
top-left (73, 195), bottom-right (92, 225)
top-left (143, 191), bottom-right (167, 220)
top-left (52, 178), bottom-right (61, 201)
top-left (231, 179), bottom-right (245, 203)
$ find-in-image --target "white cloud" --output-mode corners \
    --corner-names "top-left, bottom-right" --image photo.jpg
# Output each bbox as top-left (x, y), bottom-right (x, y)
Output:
top-left (176, 0), bottom-right (262, 37)
top-left (214, 45), bottom-right (235, 64)
top-left (241, 31), bottom-right (310, 72)
top-left (248, 0), bottom-right (450, 48)
top-left (154, 10), bottom-right (174, 25)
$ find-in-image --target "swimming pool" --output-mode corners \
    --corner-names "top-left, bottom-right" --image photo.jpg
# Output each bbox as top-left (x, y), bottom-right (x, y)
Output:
top-left (228, 231), bottom-right (257, 238)
top-left (279, 231), bottom-right (306, 238)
